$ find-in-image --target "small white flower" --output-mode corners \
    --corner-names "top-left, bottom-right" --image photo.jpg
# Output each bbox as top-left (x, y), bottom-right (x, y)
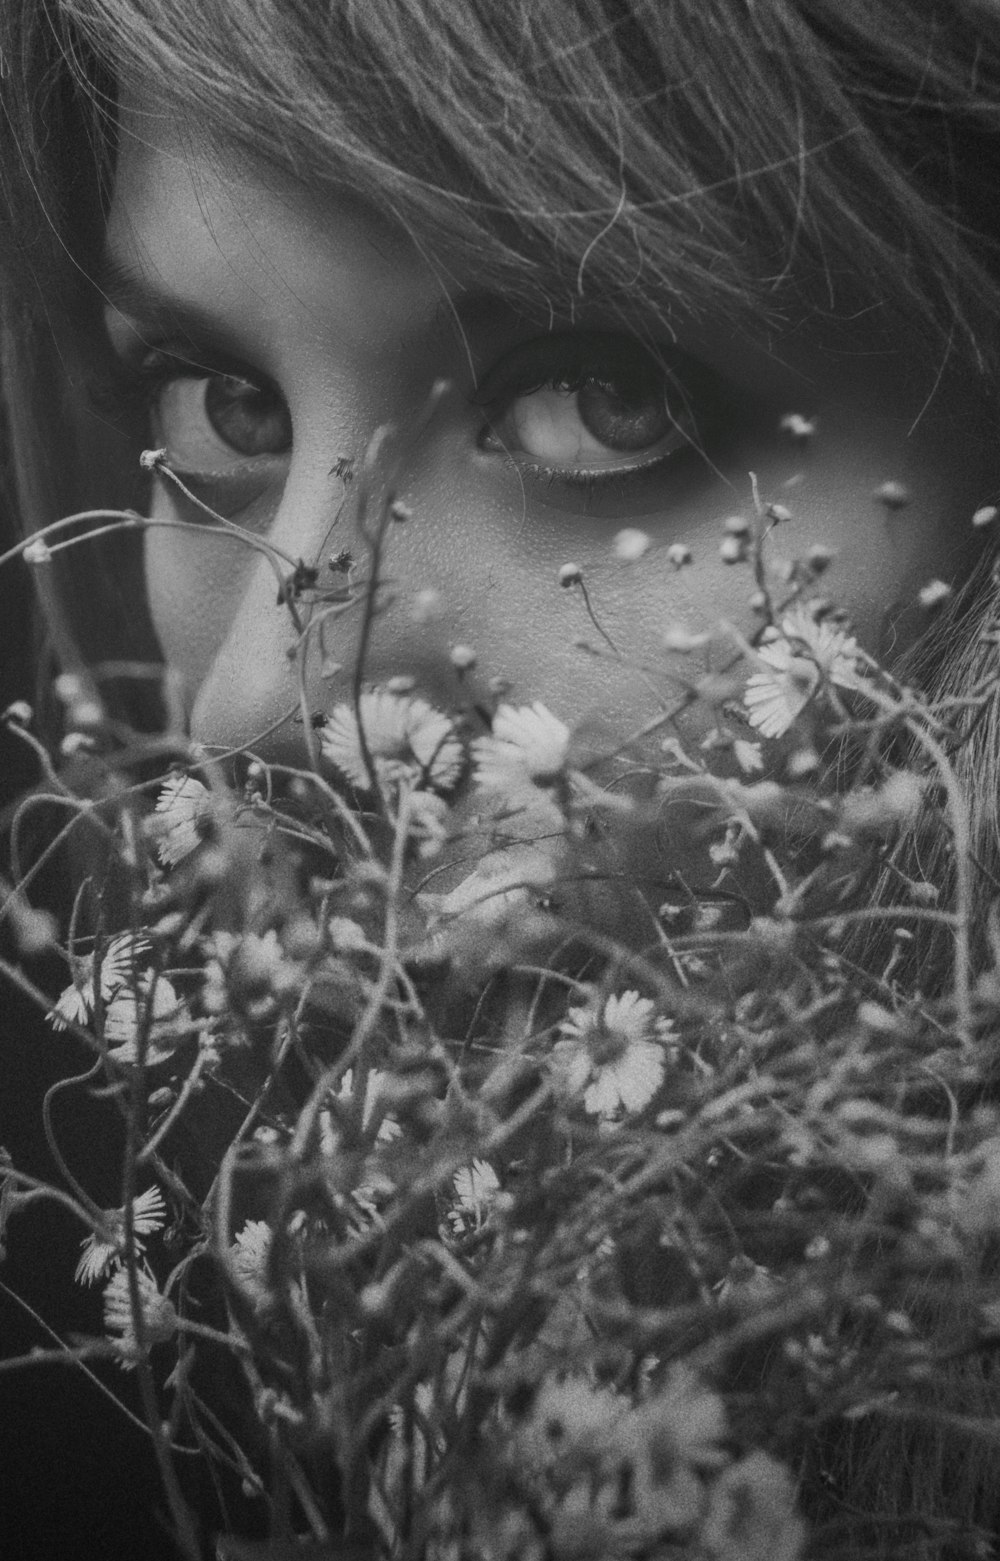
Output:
top-left (320, 689), bottom-right (463, 793)
top-left (101, 975), bottom-right (187, 1064)
top-left (230, 1219), bottom-right (273, 1307)
top-left (779, 412), bottom-right (816, 441)
top-left (612, 527), bottom-right (652, 562)
top-left (973, 505), bottom-right (998, 529)
top-left (450, 643), bottom-right (477, 672)
top-left (472, 702), bottom-right (570, 795)
top-left (321, 1068), bottom-right (402, 1150)
top-left (719, 536), bottom-right (746, 564)
top-left (76, 1186), bottom-right (167, 1285)
top-left (559, 562), bottom-right (583, 587)
top-left (874, 480), bottom-right (909, 510)
top-left (665, 543), bottom-right (692, 569)
top-left (22, 537), bottom-right (52, 565)
top-left (102, 1267), bottom-right (177, 1369)
top-left (553, 990), bottom-right (673, 1119)
top-left (733, 739), bottom-right (764, 775)
top-left (447, 1160), bottom-right (501, 1235)
top-left (328, 916), bottom-right (368, 953)
top-left (918, 578), bottom-right (952, 610)
top-left (743, 606), bottom-right (863, 739)
top-left (663, 624), bottom-right (710, 653)
top-left (152, 773), bottom-right (211, 865)
top-left (2, 700), bottom-right (32, 726)
top-left (48, 933), bottom-right (153, 1031)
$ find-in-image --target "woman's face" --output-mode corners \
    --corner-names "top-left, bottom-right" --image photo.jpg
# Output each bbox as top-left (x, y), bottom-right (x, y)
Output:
top-left (103, 105), bottom-right (996, 758)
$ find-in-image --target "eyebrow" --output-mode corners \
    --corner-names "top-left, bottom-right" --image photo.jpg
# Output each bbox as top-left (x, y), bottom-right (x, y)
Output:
top-left (96, 253), bottom-right (261, 368)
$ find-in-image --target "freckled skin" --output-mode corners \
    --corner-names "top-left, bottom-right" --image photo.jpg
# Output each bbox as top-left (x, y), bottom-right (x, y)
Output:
top-left (105, 102), bottom-right (996, 763)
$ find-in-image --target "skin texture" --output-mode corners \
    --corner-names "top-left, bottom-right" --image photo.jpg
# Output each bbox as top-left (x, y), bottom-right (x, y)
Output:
top-left (103, 100), bottom-right (997, 763)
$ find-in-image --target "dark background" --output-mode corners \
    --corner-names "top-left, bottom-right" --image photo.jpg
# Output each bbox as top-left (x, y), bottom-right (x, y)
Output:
top-left (0, 529), bottom-right (185, 1557)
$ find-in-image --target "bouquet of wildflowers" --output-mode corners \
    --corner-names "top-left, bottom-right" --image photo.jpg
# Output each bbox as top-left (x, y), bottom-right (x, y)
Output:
top-left (3, 440), bottom-right (1000, 1561)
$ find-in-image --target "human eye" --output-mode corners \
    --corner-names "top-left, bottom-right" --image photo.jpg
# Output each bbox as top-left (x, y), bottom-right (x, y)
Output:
top-left (476, 331), bottom-right (716, 486)
top-left (137, 351), bottom-right (293, 471)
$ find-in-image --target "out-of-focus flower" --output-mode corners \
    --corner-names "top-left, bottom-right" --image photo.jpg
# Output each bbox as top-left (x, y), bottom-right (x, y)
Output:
top-left (701, 1451), bottom-right (805, 1561)
top-left (779, 412), bottom-right (816, 441)
top-left (101, 974), bottom-right (189, 1064)
top-left (76, 1186), bottom-right (167, 1285)
top-left (743, 606), bottom-right (863, 738)
top-left (151, 773), bottom-right (211, 865)
top-left (22, 537), bottom-right (52, 565)
top-left (613, 527), bottom-right (652, 561)
top-left (320, 1068), bottom-right (402, 1151)
top-left (918, 578), bottom-right (952, 610)
top-left (447, 1160), bottom-right (501, 1235)
top-left (873, 480), bottom-right (909, 510)
top-left (733, 739), bottom-right (764, 775)
top-left (48, 932), bottom-right (153, 1031)
top-left (664, 624), bottom-right (710, 653)
top-left (666, 543), bottom-right (692, 568)
top-left (553, 990), bottom-right (672, 1119)
top-left (320, 689), bottom-right (463, 793)
top-left (102, 1267), bottom-right (177, 1369)
top-left (400, 786), bottom-right (450, 858)
top-left (472, 702), bottom-right (571, 796)
top-left (973, 505), bottom-right (998, 529)
top-left (559, 562), bottom-right (583, 587)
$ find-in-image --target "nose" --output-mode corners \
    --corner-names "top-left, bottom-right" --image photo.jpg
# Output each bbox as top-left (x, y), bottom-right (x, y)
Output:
top-left (184, 417), bottom-right (479, 755)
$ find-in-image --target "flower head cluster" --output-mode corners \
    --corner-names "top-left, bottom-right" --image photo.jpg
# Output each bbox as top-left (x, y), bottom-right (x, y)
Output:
top-left (744, 606), bottom-right (864, 739)
top-left (552, 989), bottom-right (674, 1120)
top-left (320, 689), bottom-right (463, 793)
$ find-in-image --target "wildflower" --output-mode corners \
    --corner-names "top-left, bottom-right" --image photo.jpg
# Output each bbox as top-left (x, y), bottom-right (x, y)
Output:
top-left (559, 562), bottom-right (583, 587)
top-left (779, 412), bottom-right (816, 441)
top-left (743, 605), bottom-right (863, 739)
top-left (102, 1267), bottom-right (177, 1368)
top-left (701, 1451), bottom-right (805, 1561)
top-left (918, 577), bottom-right (952, 610)
top-left (151, 773), bottom-right (211, 865)
top-left (874, 479), bottom-right (910, 510)
top-left (472, 701), bottom-right (571, 795)
top-left (613, 527), bottom-right (652, 561)
top-left (230, 1219), bottom-right (273, 1307)
top-left (400, 786), bottom-right (449, 857)
top-left (806, 543), bottom-right (836, 573)
top-left (139, 447), bottom-right (167, 471)
top-left (328, 916), bottom-right (368, 953)
top-left (449, 643), bottom-right (476, 673)
top-left (22, 537), bottom-right (52, 565)
top-left (553, 990), bottom-right (672, 1119)
top-left (60, 732), bottom-right (96, 757)
top-left (973, 505), bottom-right (998, 528)
top-left (723, 514), bottom-right (751, 537)
top-left (48, 932), bottom-right (153, 1030)
top-left (101, 974), bottom-right (188, 1064)
top-left (2, 700), bottom-right (32, 726)
top-left (76, 1187), bottom-right (167, 1285)
top-left (411, 588), bottom-right (443, 623)
top-left (665, 542), bottom-right (692, 568)
top-left (320, 689), bottom-right (463, 793)
top-left (663, 624), bottom-right (710, 653)
top-left (732, 739), bottom-right (764, 775)
top-left (321, 1068), bottom-right (401, 1149)
top-left (719, 536), bottom-right (746, 564)
top-left (447, 1160), bottom-right (501, 1235)
top-left (766, 502), bottom-right (792, 524)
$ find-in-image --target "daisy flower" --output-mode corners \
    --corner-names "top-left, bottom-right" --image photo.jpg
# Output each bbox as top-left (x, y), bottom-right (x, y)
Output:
top-left (100, 974), bottom-right (188, 1064)
top-left (447, 1159), bottom-right (501, 1236)
top-left (743, 606), bottom-right (863, 739)
top-left (102, 1267), bottom-right (178, 1369)
top-left (48, 932), bottom-right (152, 1030)
top-left (320, 689), bottom-right (463, 793)
top-left (552, 990), bottom-right (673, 1119)
top-left (230, 1219), bottom-right (274, 1308)
top-left (472, 702), bottom-right (571, 797)
top-left (151, 773), bottom-right (211, 865)
top-left (75, 1186), bottom-right (167, 1285)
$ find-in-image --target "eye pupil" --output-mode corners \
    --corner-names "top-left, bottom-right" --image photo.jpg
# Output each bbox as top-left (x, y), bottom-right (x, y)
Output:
top-left (577, 380), bottom-right (672, 453)
top-left (204, 376), bottom-right (292, 457)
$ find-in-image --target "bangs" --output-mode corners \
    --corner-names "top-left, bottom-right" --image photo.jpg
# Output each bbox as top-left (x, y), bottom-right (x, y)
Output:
top-left (36, 0), bottom-right (1000, 350)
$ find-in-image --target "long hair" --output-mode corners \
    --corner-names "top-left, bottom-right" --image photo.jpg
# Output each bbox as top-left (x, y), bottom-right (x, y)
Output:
top-left (3, 4), bottom-right (1000, 1555)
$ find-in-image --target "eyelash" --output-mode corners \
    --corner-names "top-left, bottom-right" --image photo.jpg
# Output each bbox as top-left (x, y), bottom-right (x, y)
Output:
top-left (93, 332), bottom-right (706, 495)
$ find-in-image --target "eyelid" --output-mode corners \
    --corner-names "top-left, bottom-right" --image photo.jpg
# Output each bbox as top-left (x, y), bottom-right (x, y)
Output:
top-left (471, 329), bottom-right (672, 408)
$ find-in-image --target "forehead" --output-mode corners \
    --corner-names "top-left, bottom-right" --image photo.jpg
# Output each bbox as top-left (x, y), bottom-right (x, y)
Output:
top-left (104, 99), bottom-right (454, 367)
